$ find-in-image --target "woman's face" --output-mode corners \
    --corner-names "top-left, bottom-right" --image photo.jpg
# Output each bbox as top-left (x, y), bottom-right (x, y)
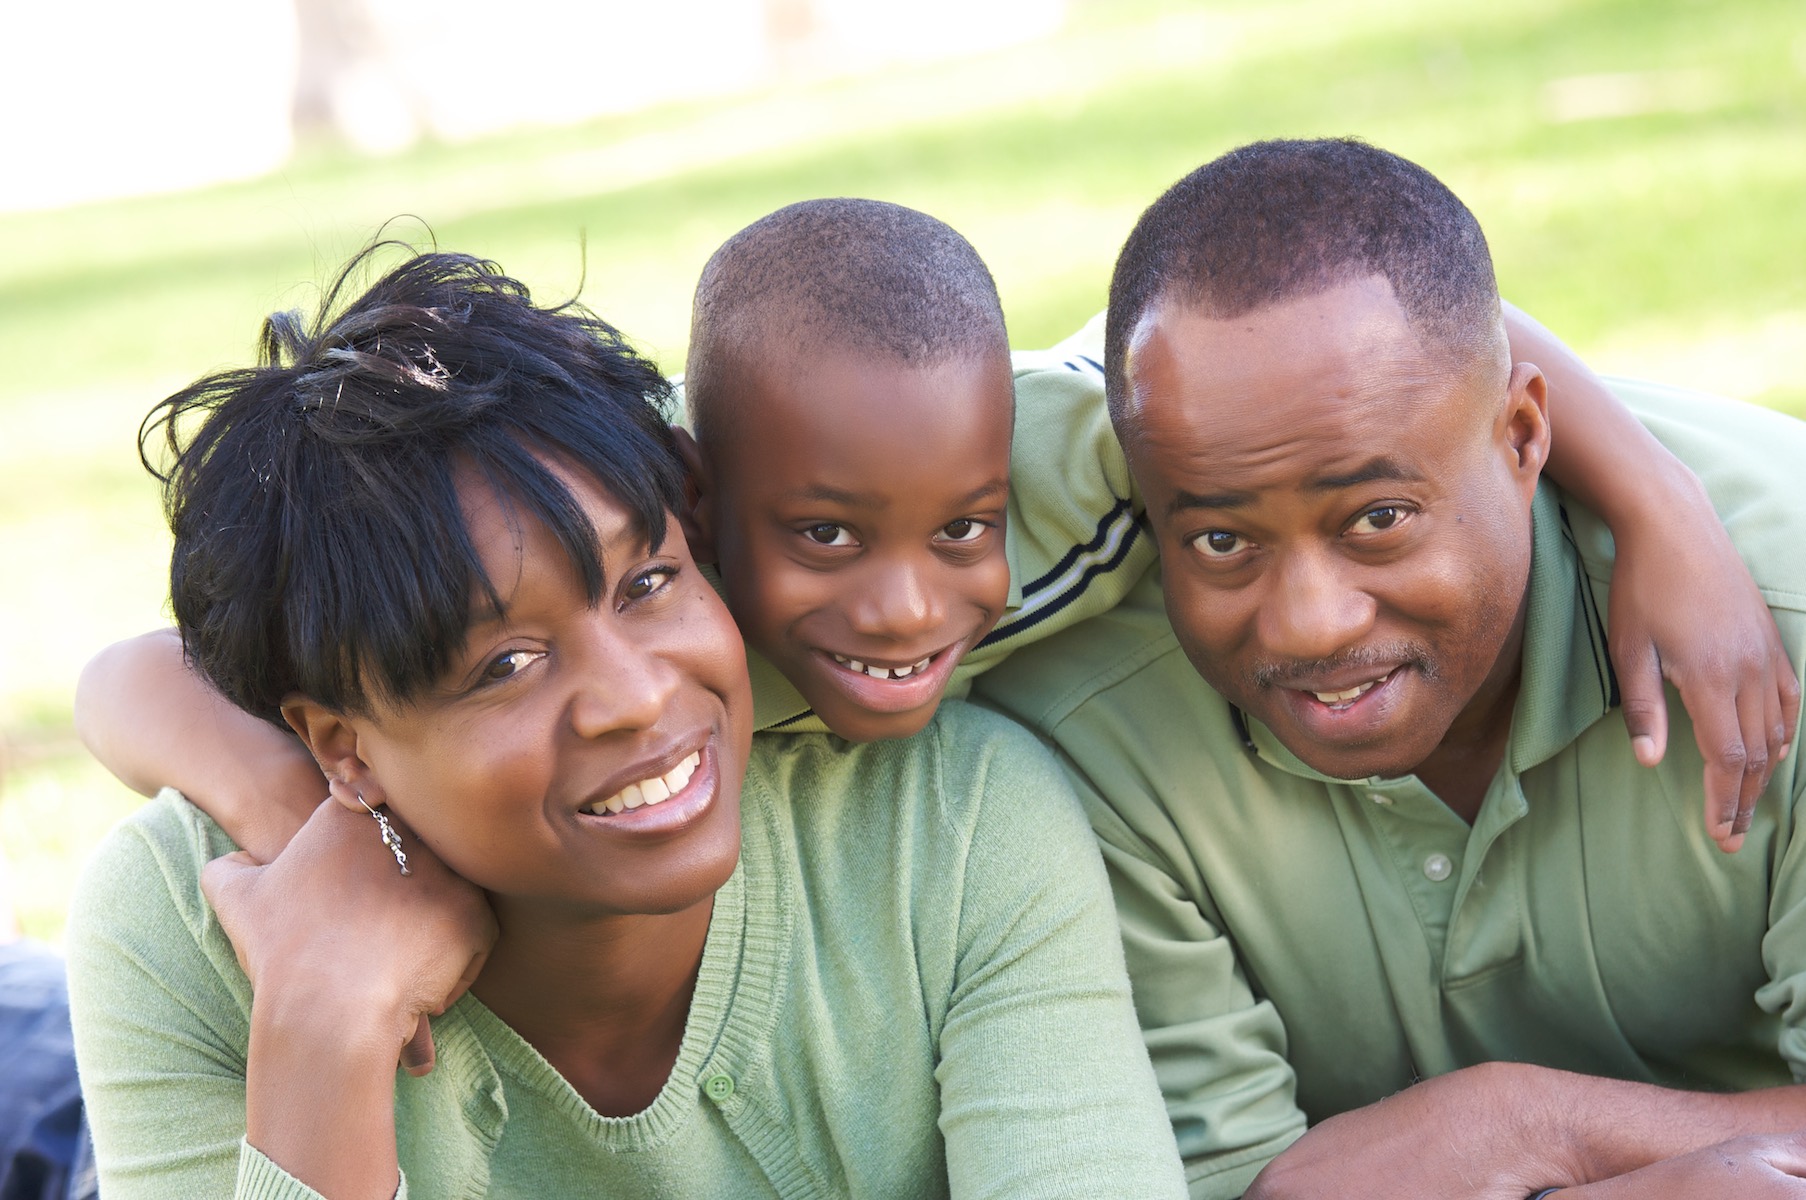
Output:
top-left (338, 460), bottom-right (753, 920)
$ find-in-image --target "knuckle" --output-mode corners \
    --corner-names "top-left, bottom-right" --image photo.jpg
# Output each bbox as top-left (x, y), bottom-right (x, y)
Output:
top-left (1711, 742), bottom-right (1749, 774)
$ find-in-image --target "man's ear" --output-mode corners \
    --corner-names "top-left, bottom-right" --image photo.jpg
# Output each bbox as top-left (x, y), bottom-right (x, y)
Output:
top-left (281, 696), bottom-right (384, 813)
top-left (672, 425), bottom-right (718, 563)
top-left (1503, 362), bottom-right (1551, 500)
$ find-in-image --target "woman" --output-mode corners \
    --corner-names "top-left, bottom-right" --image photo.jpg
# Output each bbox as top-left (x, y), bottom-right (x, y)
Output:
top-left (64, 249), bottom-right (1186, 1198)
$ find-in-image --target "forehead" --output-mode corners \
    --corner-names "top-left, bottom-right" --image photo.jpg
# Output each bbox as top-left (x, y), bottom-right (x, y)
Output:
top-left (718, 348), bottom-right (1013, 493)
top-left (1124, 277), bottom-right (1475, 494)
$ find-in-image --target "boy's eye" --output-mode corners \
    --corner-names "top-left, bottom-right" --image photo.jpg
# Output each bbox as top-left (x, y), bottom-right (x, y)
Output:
top-left (937, 519), bottom-right (986, 544)
top-left (481, 649), bottom-right (545, 683)
top-left (1192, 530), bottom-right (1249, 558)
top-left (803, 523), bottom-right (856, 547)
top-left (623, 565), bottom-right (677, 601)
top-left (1349, 506), bottom-right (1407, 535)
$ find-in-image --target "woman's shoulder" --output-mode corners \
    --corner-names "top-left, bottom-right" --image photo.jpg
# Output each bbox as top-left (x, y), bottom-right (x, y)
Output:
top-left (66, 791), bottom-right (246, 1003)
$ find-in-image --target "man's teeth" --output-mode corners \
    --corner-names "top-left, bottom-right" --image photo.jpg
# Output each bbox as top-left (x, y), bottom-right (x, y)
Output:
top-left (1312, 679), bottom-right (1383, 705)
top-left (832, 653), bottom-right (932, 680)
top-left (583, 751), bottom-right (701, 815)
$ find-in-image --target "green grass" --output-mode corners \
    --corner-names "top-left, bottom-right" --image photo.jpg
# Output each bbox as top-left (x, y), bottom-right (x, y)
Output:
top-left (3, 0), bottom-right (1802, 942)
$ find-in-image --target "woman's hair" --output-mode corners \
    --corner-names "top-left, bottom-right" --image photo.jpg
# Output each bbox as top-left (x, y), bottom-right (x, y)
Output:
top-left (141, 245), bottom-right (685, 726)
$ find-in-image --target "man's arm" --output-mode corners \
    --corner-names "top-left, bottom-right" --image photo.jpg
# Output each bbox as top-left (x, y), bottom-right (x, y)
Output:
top-left (1507, 303), bottom-right (1801, 851)
top-left (74, 629), bottom-right (321, 861)
top-left (1243, 1063), bottom-right (1806, 1198)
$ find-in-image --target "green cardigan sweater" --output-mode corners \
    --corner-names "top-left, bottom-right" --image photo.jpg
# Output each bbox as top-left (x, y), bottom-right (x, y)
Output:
top-left (67, 701), bottom-right (1185, 1198)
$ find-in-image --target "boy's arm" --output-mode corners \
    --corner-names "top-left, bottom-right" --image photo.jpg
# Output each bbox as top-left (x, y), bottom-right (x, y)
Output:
top-left (74, 629), bottom-right (322, 861)
top-left (1507, 303), bottom-right (1800, 851)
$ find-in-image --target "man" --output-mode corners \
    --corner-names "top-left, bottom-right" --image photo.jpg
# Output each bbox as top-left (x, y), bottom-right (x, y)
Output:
top-left (975, 138), bottom-right (1806, 1197)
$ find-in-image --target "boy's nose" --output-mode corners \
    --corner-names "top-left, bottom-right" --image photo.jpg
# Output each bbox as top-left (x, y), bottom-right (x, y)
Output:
top-left (848, 557), bottom-right (946, 642)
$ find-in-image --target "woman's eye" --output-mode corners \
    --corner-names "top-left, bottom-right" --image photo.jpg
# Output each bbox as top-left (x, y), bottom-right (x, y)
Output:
top-left (481, 649), bottom-right (544, 683)
top-left (937, 519), bottom-right (986, 543)
top-left (1350, 506), bottom-right (1405, 535)
top-left (804, 524), bottom-right (856, 547)
top-left (1193, 530), bottom-right (1248, 558)
top-left (624, 566), bottom-right (677, 601)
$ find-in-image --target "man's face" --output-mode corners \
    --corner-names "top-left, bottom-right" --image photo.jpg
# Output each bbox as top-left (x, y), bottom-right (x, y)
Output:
top-left (1121, 275), bottom-right (1548, 781)
top-left (696, 348), bottom-right (1014, 742)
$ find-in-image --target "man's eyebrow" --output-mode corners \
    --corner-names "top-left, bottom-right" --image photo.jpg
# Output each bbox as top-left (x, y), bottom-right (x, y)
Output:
top-left (1306, 457), bottom-right (1423, 492)
top-left (1166, 488), bottom-right (1256, 516)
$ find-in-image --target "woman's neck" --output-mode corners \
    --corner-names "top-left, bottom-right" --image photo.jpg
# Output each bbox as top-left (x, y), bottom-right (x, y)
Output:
top-left (471, 896), bottom-right (715, 1118)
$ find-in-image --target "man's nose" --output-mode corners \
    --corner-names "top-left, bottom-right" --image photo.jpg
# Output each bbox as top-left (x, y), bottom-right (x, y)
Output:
top-left (1257, 547), bottom-right (1376, 665)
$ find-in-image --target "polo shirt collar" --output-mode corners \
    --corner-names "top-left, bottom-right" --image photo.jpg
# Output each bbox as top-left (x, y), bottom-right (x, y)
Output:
top-left (1244, 482), bottom-right (1617, 784)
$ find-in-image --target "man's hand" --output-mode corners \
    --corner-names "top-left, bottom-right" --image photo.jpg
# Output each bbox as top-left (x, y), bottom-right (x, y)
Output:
top-left (1607, 492), bottom-right (1800, 853)
top-left (1559, 1131), bottom-right (1806, 1197)
top-left (1243, 1064), bottom-right (1581, 1200)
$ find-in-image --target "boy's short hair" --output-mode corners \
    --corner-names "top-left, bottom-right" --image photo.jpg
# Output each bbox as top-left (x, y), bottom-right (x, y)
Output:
top-left (142, 246), bottom-right (684, 726)
top-left (1104, 137), bottom-right (1502, 424)
top-left (684, 198), bottom-right (1009, 443)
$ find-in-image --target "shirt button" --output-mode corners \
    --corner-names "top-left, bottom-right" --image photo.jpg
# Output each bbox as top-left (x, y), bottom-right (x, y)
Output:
top-left (1367, 791), bottom-right (1393, 806)
top-left (703, 1072), bottom-right (735, 1102)
top-left (1422, 853), bottom-right (1453, 882)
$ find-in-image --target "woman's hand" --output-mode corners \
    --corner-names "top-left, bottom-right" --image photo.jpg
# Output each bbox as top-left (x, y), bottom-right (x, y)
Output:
top-left (1608, 489), bottom-right (1801, 853)
top-left (202, 797), bottom-right (495, 1199)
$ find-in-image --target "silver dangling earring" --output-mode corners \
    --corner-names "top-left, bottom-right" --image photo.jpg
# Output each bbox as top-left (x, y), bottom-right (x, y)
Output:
top-left (358, 793), bottom-right (411, 876)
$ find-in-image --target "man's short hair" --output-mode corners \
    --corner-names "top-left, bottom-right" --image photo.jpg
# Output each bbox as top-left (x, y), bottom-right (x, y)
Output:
top-left (142, 246), bottom-right (684, 725)
top-left (1103, 137), bottom-right (1501, 421)
top-left (684, 198), bottom-right (1009, 443)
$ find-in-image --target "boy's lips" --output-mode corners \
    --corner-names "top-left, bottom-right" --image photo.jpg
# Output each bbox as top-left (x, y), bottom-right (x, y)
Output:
top-left (810, 637), bottom-right (967, 714)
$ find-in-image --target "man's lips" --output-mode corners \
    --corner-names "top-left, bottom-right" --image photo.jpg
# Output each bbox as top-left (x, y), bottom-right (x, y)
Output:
top-left (1287, 668), bottom-right (1400, 709)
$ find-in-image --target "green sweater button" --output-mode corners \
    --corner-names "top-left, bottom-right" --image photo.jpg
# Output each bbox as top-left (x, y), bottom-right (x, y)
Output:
top-left (703, 1072), bottom-right (735, 1101)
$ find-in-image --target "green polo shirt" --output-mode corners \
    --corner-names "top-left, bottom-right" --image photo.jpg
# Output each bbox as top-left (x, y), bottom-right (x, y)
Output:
top-left (973, 380), bottom-right (1806, 1199)
top-left (703, 316), bottom-right (1158, 733)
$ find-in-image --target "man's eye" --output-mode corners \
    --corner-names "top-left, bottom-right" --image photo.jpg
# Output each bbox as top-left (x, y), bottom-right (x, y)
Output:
top-left (1193, 530), bottom-right (1248, 558)
top-left (804, 524), bottom-right (856, 547)
top-left (624, 566), bottom-right (676, 601)
top-left (937, 519), bottom-right (986, 543)
top-left (1350, 506), bottom-right (1406, 534)
top-left (482, 649), bottom-right (544, 683)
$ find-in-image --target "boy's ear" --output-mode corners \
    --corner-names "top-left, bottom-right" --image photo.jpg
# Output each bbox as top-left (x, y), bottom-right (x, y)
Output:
top-left (672, 425), bottom-right (718, 563)
top-left (281, 696), bottom-right (385, 813)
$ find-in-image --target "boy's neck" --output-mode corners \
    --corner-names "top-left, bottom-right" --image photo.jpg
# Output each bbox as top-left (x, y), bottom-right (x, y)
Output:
top-left (472, 897), bottom-right (714, 1117)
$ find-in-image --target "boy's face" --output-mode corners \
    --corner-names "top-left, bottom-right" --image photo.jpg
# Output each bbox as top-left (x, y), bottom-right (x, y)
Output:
top-left (696, 348), bottom-right (1014, 742)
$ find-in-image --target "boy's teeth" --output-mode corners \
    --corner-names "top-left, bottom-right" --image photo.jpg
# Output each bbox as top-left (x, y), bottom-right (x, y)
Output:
top-left (831, 653), bottom-right (935, 680)
top-left (582, 751), bottom-right (702, 815)
top-left (1312, 680), bottom-right (1381, 705)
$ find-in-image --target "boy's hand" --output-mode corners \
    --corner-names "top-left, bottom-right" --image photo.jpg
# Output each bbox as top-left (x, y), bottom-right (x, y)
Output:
top-left (202, 797), bottom-right (495, 1076)
top-left (1608, 497), bottom-right (1801, 853)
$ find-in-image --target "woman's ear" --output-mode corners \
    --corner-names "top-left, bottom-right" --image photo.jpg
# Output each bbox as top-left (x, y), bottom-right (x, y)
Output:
top-left (672, 425), bottom-right (718, 563)
top-left (281, 697), bottom-right (385, 813)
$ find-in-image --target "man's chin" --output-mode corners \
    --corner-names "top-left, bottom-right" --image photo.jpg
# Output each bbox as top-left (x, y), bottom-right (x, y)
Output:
top-left (1249, 707), bottom-right (1432, 783)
